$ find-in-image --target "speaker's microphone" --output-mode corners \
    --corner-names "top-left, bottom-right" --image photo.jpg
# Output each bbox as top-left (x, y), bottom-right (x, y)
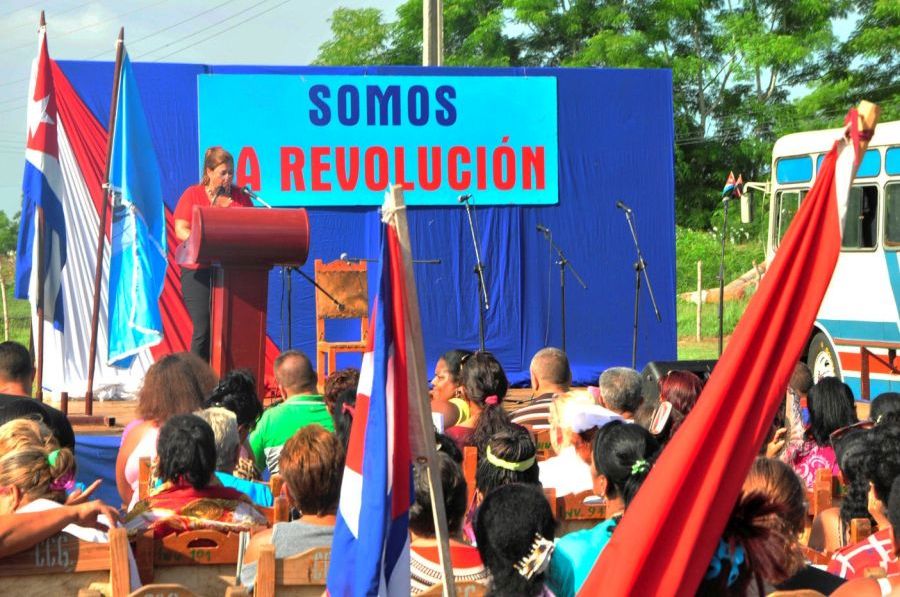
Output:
top-left (615, 200), bottom-right (632, 213)
top-left (536, 224), bottom-right (550, 235)
top-left (458, 193), bottom-right (473, 203)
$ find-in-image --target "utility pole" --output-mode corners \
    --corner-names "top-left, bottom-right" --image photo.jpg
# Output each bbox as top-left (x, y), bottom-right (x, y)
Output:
top-left (423, 0), bottom-right (443, 66)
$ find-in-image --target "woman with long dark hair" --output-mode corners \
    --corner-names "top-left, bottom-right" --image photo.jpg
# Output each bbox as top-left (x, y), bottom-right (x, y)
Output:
top-left (445, 352), bottom-right (511, 451)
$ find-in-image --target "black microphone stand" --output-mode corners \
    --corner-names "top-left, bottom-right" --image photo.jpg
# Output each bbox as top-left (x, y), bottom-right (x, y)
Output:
top-left (537, 226), bottom-right (587, 352)
top-left (717, 197), bottom-right (732, 357)
top-left (619, 205), bottom-right (662, 369)
top-left (290, 266), bottom-right (345, 314)
top-left (461, 195), bottom-right (489, 351)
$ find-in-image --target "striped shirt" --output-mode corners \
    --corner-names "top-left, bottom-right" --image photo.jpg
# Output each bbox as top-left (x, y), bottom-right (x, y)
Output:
top-left (510, 394), bottom-right (555, 429)
top-left (827, 528), bottom-right (900, 579)
top-left (410, 543), bottom-right (489, 594)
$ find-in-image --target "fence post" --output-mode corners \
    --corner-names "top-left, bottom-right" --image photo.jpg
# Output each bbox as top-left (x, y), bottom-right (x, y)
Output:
top-left (0, 256), bottom-right (8, 341)
top-left (696, 260), bottom-right (702, 341)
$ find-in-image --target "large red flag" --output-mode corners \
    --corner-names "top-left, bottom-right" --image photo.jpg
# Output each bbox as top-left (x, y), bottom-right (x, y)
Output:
top-left (578, 104), bottom-right (880, 596)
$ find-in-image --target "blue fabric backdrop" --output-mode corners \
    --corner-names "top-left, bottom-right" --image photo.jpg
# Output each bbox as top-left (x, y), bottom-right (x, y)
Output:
top-left (59, 62), bottom-right (677, 385)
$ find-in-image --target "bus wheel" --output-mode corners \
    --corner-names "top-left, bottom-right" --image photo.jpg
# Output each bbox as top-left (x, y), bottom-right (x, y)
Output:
top-left (807, 332), bottom-right (842, 383)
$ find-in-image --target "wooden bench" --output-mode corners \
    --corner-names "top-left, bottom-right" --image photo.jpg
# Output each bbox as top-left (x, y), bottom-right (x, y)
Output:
top-left (132, 529), bottom-right (243, 595)
top-left (557, 489), bottom-right (607, 535)
top-left (255, 545), bottom-right (331, 597)
top-left (533, 428), bottom-right (553, 461)
top-left (0, 526), bottom-right (131, 596)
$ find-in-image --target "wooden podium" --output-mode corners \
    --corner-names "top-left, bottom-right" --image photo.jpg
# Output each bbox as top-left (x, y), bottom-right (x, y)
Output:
top-left (179, 206), bottom-right (310, 399)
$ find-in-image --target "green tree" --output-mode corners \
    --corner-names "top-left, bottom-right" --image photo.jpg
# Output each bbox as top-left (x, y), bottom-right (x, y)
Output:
top-left (313, 8), bottom-right (392, 66)
top-left (0, 211), bottom-right (19, 255)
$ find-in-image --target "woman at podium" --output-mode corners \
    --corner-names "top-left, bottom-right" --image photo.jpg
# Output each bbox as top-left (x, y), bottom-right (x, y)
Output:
top-left (174, 146), bottom-right (253, 360)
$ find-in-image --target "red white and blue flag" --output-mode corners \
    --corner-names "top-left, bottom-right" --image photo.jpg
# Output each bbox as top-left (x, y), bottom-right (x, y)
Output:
top-left (327, 200), bottom-right (418, 596)
top-left (14, 25), bottom-right (153, 395)
top-left (15, 25), bottom-right (66, 332)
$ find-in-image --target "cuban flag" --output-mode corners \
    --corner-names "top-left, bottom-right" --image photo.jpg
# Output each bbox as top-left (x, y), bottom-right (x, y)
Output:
top-left (15, 25), bottom-right (66, 332)
top-left (720, 170), bottom-right (737, 198)
top-left (578, 107), bottom-right (879, 595)
top-left (328, 194), bottom-right (427, 596)
top-left (107, 52), bottom-right (166, 367)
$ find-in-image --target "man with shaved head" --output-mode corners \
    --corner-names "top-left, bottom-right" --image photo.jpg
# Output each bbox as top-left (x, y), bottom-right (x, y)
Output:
top-left (248, 350), bottom-right (333, 473)
top-left (511, 347), bottom-right (572, 430)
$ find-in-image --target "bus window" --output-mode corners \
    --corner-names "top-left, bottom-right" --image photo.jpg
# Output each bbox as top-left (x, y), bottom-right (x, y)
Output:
top-left (776, 190), bottom-right (805, 246)
top-left (886, 183), bottom-right (900, 250)
top-left (842, 185), bottom-right (879, 250)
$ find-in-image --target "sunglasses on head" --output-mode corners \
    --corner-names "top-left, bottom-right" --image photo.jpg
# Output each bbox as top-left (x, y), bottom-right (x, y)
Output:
top-left (829, 420), bottom-right (874, 445)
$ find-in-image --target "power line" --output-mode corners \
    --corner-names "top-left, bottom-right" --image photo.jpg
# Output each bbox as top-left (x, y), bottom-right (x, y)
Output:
top-left (139, 0), bottom-right (274, 61)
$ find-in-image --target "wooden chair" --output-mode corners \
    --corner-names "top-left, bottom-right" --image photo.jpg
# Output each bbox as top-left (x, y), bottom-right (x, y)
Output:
top-left (314, 258), bottom-right (369, 380)
top-left (0, 526), bottom-right (131, 596)
top-left (419, 581), bottom-right (489, 596)
top-left (557, 489), bottom-right (607, 535)
top-left (138, 456), bottom-right (153, 500)
top-left (533, 428), bottom-right (553, 461)
top-left (132, 529), bottom-right (244, 595)
top-left (544, 487), bottom-right (558, 519)
top-left (260, 495), bottom-right (291, 525)
top-left (798, 544), bottom-right (831, 566)
top-left (254, 545), bottom-right (331, 597)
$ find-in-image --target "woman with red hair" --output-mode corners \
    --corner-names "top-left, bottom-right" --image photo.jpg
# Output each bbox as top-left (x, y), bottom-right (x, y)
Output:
top-left (649, 370), bottom-right (704, 445)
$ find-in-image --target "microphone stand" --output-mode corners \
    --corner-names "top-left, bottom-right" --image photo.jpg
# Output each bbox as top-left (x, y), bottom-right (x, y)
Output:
top-left (717, 198), bottom-right (732, 357)
top-left (538, 227), bottom-right (587, 352)
top-left (620, 206), bottom-right (662, 369)
top-left (290, 266), bottom-right (345, 313)
top-left (461, 195), bottom-right (489, 351)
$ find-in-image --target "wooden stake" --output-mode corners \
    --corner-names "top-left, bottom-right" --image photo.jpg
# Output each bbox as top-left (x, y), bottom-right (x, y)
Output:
top-left (386, 184), bottom-right (455, 596)
top-left (695, 260), bottom-right (702, 341)
top-left (0, 256), bottom-right (9, 341)
top-left (85, 28), bottom-right (125, 416)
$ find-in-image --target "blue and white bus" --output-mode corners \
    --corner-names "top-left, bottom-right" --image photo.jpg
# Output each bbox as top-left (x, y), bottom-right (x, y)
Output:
top-left (767, 120), bottom-right (900, 399)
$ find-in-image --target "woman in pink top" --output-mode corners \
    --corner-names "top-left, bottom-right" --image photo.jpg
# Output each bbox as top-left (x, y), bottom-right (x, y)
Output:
top-left (173, 146), bottom-right (253, 360)
top-left (116, 354), bottom-right (206, 509)
top-left (784, 377), bottom-right (858, 489)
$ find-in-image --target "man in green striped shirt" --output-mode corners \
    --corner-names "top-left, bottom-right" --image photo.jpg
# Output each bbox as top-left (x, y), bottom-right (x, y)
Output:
top-left (249, 350), bottom-right (335, 473)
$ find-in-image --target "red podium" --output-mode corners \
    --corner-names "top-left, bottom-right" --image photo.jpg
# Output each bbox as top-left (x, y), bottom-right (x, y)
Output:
top-left (179, 206), bottom-right (310, 399)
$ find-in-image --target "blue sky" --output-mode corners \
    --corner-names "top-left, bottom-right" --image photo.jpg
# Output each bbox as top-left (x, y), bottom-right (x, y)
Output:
top-left (0, 0), bottom-right (405, 216)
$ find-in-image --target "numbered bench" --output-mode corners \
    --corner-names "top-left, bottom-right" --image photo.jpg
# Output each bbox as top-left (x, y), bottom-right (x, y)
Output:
top-left (254, 546), bottom-right (331, 597)
top-left (132, 529), bottom-right (242, 595)
top-left (0, 526), bottom-right (131, 596)
top-left (557, 489), bottom-right (607, 535)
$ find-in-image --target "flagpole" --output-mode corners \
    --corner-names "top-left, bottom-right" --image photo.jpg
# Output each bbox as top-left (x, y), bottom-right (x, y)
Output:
top-left (386, 185), bottom-right (456, 596)
top-left (32, 12), bottom-right (48, 403)
top-left (84, 28), bottom-right (124, 416)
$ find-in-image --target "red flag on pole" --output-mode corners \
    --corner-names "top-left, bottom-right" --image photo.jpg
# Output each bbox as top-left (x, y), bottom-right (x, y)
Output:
top-left (578, 103), bottom-right (880, 596)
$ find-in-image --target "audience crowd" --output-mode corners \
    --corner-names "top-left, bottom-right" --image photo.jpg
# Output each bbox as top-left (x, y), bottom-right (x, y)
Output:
top-left (1, 336), bottom-right (900, 596)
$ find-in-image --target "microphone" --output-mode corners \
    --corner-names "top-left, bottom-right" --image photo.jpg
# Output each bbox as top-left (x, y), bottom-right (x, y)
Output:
top-left (458, 194), bottom-right (473, 203)
top-left (536, 224), bottom-right (550, 235)
top-left (615, 200), bottom-right (632, 213)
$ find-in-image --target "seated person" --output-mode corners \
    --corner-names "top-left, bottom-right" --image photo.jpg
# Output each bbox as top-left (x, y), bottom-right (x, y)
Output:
top-left (831, 476), bottom-right (900, 596)
top-left (474, 483), bottom-right (556, 597)
top-left (511, 347), bottom-right (571, 430)
top-left (196, 407), bottom-right (273, 507)
top-left (445, 352), bottom-right (511, 451)
top-left (809, 426), bottom-right (873, 553)
top-left (0, 501), bottom-right (120, 558)
top-left (331, 387), bottom-right (357, 449)
top-left (784, 377), bottom-right (857, 489)
top-left (0, 419), bottom-right (140, 589)
top-left (410, 453), bottom-right (488, 593)
top-left (596, 367), bottom-right (644, 421)
top-left (548, 420), bottom-right (659, 597)
top-left (429, 349), bottom-right (473, 430)
top-left (117, 354), bottom-right (206, 509)
top-left (539, 391), bottom-right (622, 497)
top-left (240, 424), bottom-right (343, 588)
top-left (744, 458), bottom-right (844, 594)
top-left (0, 340), bottom-right (74, 451)
top-left (250, 350), bottom-right (333, 474)
top-left (647, 370), bottom-right (704, 445)
top-left (124, 414), bottom-right (267, 538)
top-left (828, 421), bottom-right (900, 579)
top-left (204, 369), bottom-right (264, 480)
